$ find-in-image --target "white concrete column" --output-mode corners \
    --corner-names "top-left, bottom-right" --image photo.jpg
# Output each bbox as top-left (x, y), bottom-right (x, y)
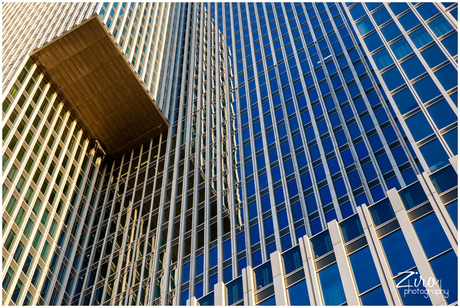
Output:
top-left (327, 220), bottom-right (360, 306)
top-left (448, 155), bottom-right (458, 173)
top-left (419, 173), bottom-right (458, 248)
top-left (186, 296), bottom-right (198, 306)
top-left (387, 188), bottom-right (445, 305)
top-left (357, 205), bottom-right (402, 305)
top-left (298, 235), bottom-right (323, 305)
top-left (242, 266), bottom-right (255, 305)
top-left (213, 281), bottom-right (226, 306)
top-left (269, 251), bottom-right (288, 305)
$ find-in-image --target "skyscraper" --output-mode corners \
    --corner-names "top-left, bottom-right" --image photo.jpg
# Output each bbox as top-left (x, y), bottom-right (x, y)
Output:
top-left (2, 2), bottom-right (457, 306)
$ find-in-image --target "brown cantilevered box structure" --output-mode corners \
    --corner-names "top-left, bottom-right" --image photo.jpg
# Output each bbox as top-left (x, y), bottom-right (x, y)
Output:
top-left (30, 15), bottom-right (169, 158)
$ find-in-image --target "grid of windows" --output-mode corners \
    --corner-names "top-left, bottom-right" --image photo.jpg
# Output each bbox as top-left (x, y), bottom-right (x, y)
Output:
top-left (2, 2), bottom-right (458, 307)
top-left (345, 2), bottom-right (457, 174)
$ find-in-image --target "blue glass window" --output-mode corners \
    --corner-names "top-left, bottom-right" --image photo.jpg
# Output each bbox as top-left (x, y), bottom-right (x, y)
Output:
top-left (340, 214), bottom-right (363, 242)
top-left (398, 11), bottom-right (420, 31)
top-left (380, 230), bottom-right (416, 276)
top-left (429, 16), bottom-right (453, 37)
top-left (369, 198), bottom-right (395, 226)
top-left (227, 278), bottom-right (244, 305)
top-left (405, 111), bottom-right (434, 141)
top-left (305, 193), bottom-right (318, 214)
top-left (264, 216), bottom-right (274, 237)
top-left (281, 234), bottom-right (292, 251)
top-left (223, 239), bottom-right (232, 260)
top-left (399, 182), bottom-right (429, 210)
top-left (182, 262), bottom-right (190, 283)
top-left (254, 262), bottom-right (273, 290)
top-left (382, 67), bottom-right (405, 91)
top-left (429, 165), bottom-right (457, 194)
top-left (372, 49), bottom-right (393, 70)
top-left (409, 27), bottom-right (433, 48)
top-left (278, 208), bottom-right (289, 229)
top-left (421, 44), bottom-right (447, 68)
top-left (356, 17), bottom-right (374, 35)
top-left (392, 88), bottom-right (418, 114)
top-left (372, 7), bottom-right (391, 25)
top-left (419, 138), bottom-right (450, 172)
top-left (333, 178), bottom-right (347, 198)
top-left (380, 22), bottom-right (402, 41)
top-left (348, 170), bottom-right (362, 190)
top-left (210, 247), bottom-right (218, 268)
top-left (284, 158), bottom-right (294, 175)
top-left (413, 75), bottom-right (441, 103)
top-left (389, 2), bottom-right (409, 15)
top-left (310, 231), bottom-right (332, 258)
top-left (413, 212), bottom-right (452, 259)
top-left (427, 99), bottom-right (457, 129)
top-left (360, 286), bottom-right (388, 305)
top-left (350, 3), bottom-right (366, 19)
top-left (430, 250), bottom-right (458, 304)
top-left (318, 263), bottom-right (347, 305)
top-left (376, 154), bottom-right (392, 174)
top-left (310, 217), bottom-right (322, 235)
top-left (444, 128), bottom-right (457, 155)
top-left (196, 254), bottom-right (204, 276)
top-left (390, 38), bottom-right (412, 59)
top-left (417, 3), bottom-right (439, 19)
top-left (283, 246), bottom-right (302, 274)
top-left (434, 64), bottom-right (458, 91)
top-left (314, 164), bottom-right (326, 182)
top-left (400, 55), bottom-right (425, 79)
top-left (288, 281), bottom-right (310, 305)
top-left (441, 33), bottom-right (457, 56)
top-left (224, 265), bottom-right (232, 283)
top-left (349, 247), bottom-right (381, 293)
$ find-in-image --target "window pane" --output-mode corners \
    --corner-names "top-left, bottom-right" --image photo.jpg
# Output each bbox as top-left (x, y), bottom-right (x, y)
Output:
top-left (356, 17), bottom-right (374, 35)
top-left (340, 214), bottom-right (364, 243)
top-left (428, 16), bottom-right (453, 37)
top-left (398, 11), bottom-right (420, 31)
top-left (227, 277), bottom-right (243, 305)
top-left (282, 246), bottom-right (302, 274)
top-left (434, 64), bottom-right (458, 91)
top-left (413, 76), bottom-right (441, 103)
top-left (412, 212), bottom-right (452, 259)
top-left (369, 198), bottom-right (395, 226)
top-left (398, 182), bottom-right (429, 210)
top-left (380, 230), bottom-right (416, 276)
top-left (405, 111), bottom-right (434, 141)
top-left (421, 44), bottom-right (447, 68)
top-left (381, 67), bottom-right (405, 91)
top-left (429, 250), bottom-right (458, 304)
top-left (360, 286), bottom-right (388, 305)
top-left (426, 99), bottom-right (457, 129)
top-left (349, 247), bottom-right (381, 293)
top-left (390, 38), bottom-right (412, 59)
top-left (318, 263), bottom-right (347, 305)
top-left (400, 55), bottom-right (425, 79)
top-left (409, 27), bottom-right (433, 48)
top-left (372, 49), bottom-right (393, 70)
top-left (254, 262), bottom-right (273, 290)
top-left (392, 88), bottom-right (419, 114)
top-left (419, 138), bottom-right (449, 172)
top-left (287, 280), bottom-right (310, 305)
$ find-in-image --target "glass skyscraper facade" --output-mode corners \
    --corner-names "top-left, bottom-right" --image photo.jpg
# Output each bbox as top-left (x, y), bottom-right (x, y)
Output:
top-left (2, 2), bottom-right (458, 306)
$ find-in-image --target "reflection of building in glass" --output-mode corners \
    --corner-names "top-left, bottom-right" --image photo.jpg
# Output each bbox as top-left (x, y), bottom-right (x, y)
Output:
top-left (2, 2), bottom-right (458, 306)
